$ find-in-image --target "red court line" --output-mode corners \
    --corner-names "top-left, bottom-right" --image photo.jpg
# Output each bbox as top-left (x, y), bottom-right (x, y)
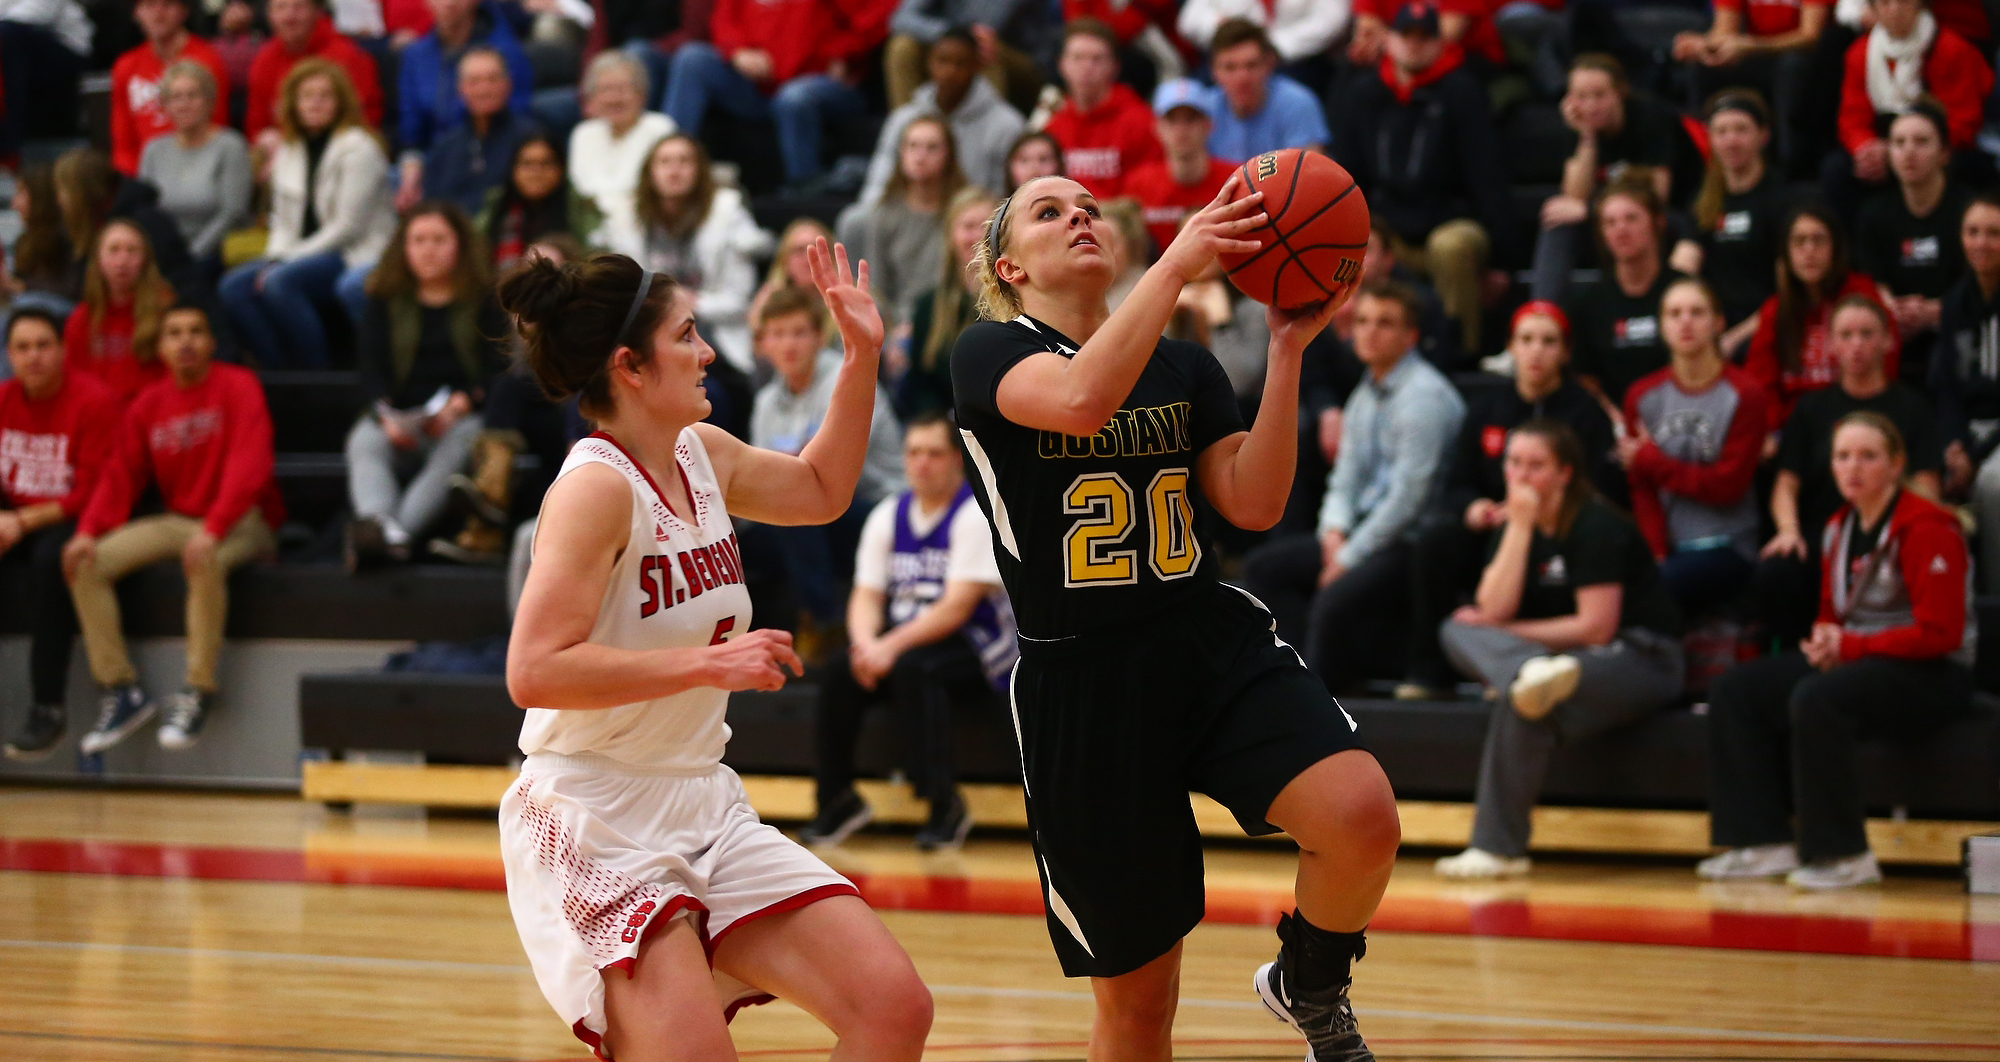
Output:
top-left (2, 837), bottom-right (1994, 963)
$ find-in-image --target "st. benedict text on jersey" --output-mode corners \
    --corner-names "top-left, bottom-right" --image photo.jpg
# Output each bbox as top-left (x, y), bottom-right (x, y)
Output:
top-left (1036, 402), bottom-right (1195, 459)
top-left (637, 533), bottom-right (746, 617)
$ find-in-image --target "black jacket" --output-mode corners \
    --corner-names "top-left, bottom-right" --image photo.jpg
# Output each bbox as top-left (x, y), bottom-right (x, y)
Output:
top-left (1932, 272), bottom-right (2000, 460)
top-left (1441, 375), bottom-right (1623, 515)
top-left (1330, 53), bottom-right (1517, 263)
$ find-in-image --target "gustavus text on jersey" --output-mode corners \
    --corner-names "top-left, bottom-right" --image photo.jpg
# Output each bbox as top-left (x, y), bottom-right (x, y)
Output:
top-left (1037, 402), bottom-right (1194, 459)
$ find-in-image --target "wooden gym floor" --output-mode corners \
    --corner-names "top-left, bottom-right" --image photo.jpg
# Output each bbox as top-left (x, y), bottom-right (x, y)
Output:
top-left (0, 786), bottom-right (1995, 1061)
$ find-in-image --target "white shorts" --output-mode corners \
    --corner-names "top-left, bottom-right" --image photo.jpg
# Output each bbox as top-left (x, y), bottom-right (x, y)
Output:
top-left (499, 753), bottom-right (859, 1060)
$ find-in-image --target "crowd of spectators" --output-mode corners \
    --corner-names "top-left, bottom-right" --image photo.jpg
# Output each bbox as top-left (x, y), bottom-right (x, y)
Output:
top-left (0, 0), bottom-right (1994, 880)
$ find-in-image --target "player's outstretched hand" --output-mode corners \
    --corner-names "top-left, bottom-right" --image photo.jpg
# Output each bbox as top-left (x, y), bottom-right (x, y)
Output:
top-left (705, 628), bottom-right (806, 692)
top-left (1266, 292), bottom-right (1346, 359)
top-left (1159, 173), bottom-right (1266, 283)
top-left (806, 237), bottom-right (885, 358)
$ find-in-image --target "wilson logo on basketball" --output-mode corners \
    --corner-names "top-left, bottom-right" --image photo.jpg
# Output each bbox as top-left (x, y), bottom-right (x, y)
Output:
top-left (1332, 258), bottom-right (1360, 284)
top-left (1255, 154), bottom-right (1278, 181)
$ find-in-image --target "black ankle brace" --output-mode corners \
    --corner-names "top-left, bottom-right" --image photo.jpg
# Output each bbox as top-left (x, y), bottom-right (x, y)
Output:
top-left (1280, 910), bottom-right (1367, 993)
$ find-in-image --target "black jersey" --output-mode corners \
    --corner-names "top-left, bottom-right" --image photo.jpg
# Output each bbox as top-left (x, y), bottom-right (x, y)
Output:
top-left (951, 315), bottom-right (1247, 641)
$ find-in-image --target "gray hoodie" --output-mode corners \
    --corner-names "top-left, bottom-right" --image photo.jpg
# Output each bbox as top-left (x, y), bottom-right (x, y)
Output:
top-left (750, 351), bottom-right (907, 506)
top-left (855, 77), bottom-right (1025, 207)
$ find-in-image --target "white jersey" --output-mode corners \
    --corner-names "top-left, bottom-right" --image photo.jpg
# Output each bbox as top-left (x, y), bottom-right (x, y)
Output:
top-left (516, 429), bottom-right (751, 770)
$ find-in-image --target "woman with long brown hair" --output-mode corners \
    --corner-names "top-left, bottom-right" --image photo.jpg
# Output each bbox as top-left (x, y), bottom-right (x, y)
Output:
top-left (896, 185), bottom-right (997, 418)
top-left (609, 132), bottom-right (771, 373)
top-left (63, 219), bottom-right (176, 403)
top-left (1434, 420), bottom-right (1683, 879)
top-left (3, 164), bottom-right (78, 318)
top-left (1744, 204), bottom-right (1893, 423)
top-left (343, 202), bottom-right (506, 569)
top-left (853, 116), bottom-right (967, 329)
top-left (219, 59), bottom-right (394, 369)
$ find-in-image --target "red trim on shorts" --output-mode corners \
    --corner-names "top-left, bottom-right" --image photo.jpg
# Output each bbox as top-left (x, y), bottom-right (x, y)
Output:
top-left (600, 893), bottom-right (710, 978)
top-left (590, 430), bottom-right (697, 521)
top-left (704, 882), bottom-right (863, 958)
top-left (572, 1019), bottom-right (611, 1062)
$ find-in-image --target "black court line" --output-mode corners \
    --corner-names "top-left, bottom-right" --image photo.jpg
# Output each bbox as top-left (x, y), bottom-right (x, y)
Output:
top-left (0, 1028), bottom-right (524, 1061)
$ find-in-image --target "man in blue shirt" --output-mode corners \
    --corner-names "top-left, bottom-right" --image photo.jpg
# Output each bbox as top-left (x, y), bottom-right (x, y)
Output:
top-left (1204, 18), bottom-right (1329, 162)
top-left (415, 47), bottom-right (543, 216)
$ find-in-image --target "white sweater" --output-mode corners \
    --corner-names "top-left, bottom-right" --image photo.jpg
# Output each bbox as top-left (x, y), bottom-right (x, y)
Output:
top-left (568, 111), bottom-right (677, 249)
top-left (265, 126), bottom-right (398, 269)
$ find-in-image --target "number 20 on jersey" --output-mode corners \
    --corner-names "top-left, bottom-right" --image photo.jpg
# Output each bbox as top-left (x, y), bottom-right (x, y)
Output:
top-left (1062, 468), bottom-right (1200, 587)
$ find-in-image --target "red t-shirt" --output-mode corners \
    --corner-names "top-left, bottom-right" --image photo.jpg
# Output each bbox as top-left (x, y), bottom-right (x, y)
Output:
top-left (1714, 0), bottom-right (1823, 37)
top-left (64, 302), bottom-right (169, 406)
top-left (244, 17), bottom-right (383, 141)
top-left (110, 37), bottom-right (232, 176)
top-left (0, 373), bottom-right (119, 515)
top-left (1743, 273), bottom-right (1898, 423)
top-left (1042, 83), bottom-right (1163, 198)
top-left (1120, 156), bottom-right (1237, 254)
top-left (82, 362), bottom-right (285, 538)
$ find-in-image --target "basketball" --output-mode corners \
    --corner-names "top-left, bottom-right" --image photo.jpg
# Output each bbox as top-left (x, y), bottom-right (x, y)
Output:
top-left (1218, 148), bottom-right (1369, 310)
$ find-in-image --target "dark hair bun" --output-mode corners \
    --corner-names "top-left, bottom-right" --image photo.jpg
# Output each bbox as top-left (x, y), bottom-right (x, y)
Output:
top-left (496, 253), bottom-right (580, 334)
top-left (497, 252), bottom-right (675, 418)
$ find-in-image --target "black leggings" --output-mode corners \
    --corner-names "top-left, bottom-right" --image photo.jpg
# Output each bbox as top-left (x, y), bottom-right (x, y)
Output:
top-left (1707, 651), bottom-right (1974, 862)
top-left (813, 635), bottom-right (992, 810)
top-left (1, 519), bottom-right (79, 706)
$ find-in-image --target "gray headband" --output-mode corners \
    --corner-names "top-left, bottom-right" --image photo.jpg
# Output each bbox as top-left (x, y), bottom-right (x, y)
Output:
top-left (986, 196), bottom-right (1012, 262)
top-left (616, 269), bottom-right (657, 351)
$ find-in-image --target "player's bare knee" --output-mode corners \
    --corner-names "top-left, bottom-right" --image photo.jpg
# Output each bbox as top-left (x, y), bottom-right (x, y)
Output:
top-left (866, 973), bottom-right (934, 1043)
top-left (1287, 768), bottom-right (1400, 862)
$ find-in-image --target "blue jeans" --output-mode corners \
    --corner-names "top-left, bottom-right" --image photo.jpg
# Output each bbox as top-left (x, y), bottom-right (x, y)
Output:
top-left (336, 262), bottom-right (374, 335)
top-left (219, 252), bottom-right (346, 369)
top-left (662, 42), bottom-right (865, 184)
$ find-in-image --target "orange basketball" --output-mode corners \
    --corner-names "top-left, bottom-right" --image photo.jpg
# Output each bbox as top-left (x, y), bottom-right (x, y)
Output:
top-left (1217, 149), bottom-right (1369, 310)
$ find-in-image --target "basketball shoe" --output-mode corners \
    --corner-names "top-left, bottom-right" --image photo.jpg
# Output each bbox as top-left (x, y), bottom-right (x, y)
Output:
top-left (1254, 912), bottom-right (1375, 1062)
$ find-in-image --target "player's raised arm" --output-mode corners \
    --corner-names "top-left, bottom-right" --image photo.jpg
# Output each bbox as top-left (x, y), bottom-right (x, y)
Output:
top-left (699, 238), bottom-right (884, 526)
top-left (986, 176), bottom-right (1266, 438)
top-left (1198, 298), bottom-right (1345, 531)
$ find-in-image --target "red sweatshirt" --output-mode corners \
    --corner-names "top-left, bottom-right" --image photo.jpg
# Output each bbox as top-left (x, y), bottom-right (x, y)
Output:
top-left (1837, 27), bottom-right (1992, 152)
top-left (1042, 83), bottom-right (1163, 198)
top-left (110, 36), bottom-right (231, 176)
top-left (1064, 0), bottom-right (1177, 44)
top-left (81, 362), bottom-right (285, 539)
top-left (1743, 273), bottom-right (1897, 424)
top-left (0, 373), bottom-right (118, 516)
top-left (244, 17), bottom-right (383, 141)
top-left (1622, 363), bottom-right (1771, 559)
top-left (63, 302), bottom-right (169, 406)
top-left (1818, 489), bottom-right (1972, 662)
top-left (1355, 0), bottom-right (1504, 63)
top-left (1121, 155), bottom-right (1236, 254)
top-left (710, 0), bottom-right (847, 88)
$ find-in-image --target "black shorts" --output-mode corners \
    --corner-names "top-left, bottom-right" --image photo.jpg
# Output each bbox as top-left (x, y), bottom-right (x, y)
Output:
top-left (1007, 582), bottom-right (1368, 979)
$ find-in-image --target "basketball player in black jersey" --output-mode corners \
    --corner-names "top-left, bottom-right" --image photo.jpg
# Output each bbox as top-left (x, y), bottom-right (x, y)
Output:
top-left (950, 174), bottom-right (1400, 1062)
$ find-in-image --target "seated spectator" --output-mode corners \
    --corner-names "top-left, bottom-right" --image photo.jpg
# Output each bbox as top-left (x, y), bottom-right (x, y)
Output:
top-left (408, 46), bottom-right (545, 216)
top-left (1702, 412), bottom-right (1974, 889)
top-left (1854, 105), bottom-right (1968, 386)
top-left (63, 302), bottom-right (283, 755)
top-left (609, 133), bottom-right (772, 372)
top-left (1758, 295), bottom-right (1940, 645)
top-left (1040, 19), bottom-right (1161, 197)
top-left (1670, 0), bottom-right (1826, 175)
top-left (4, 166), bottom-right (77, 320)
top-left (1621, 278), bottom-right (1771, 618)
top-left (139, 62), bottom-right (253, 283)
top-left (1679, 92), bottom-right (1790, 347)
top-left (1002, 129), bottom-right (1065, 193)
top-left (1334, 0), bottom-right (1513, 355)
top-left (1745, 205), bottom-right (1892, 423)
top-left (565, 50), bottom-right (676, 247)
top-left (1406, 303), bottom-right (1621, 696)
top-left (1827, 0), bottom-right (1991, 219)
top-left (0, 310), bottom-right (117, 761)
top-left (63, 220), bottom-right (175, 404)
top-left (111, 0), bottom-right (231, 177)
top-left (661, 0), bottom-right (873, 189)
top-left (245, 0), bottom-right (384, 145)
top-left (1350, 0), bottom-right (1505, 77)
top-left (884, 0), bottom-right (1048, 114)
top-left (1181, 0), bottom-right (1345, 80)
top-left (899, 187), bottom-right (998, 419)
top-left (220, 61), bottom-right (397, 370)
top-left (1433, 421), bottom-right (1684, 878)
top-left (51, 148), bottom-right (199, 303)
top-left (1530, 54), bottom-right (1703, 304)
top-left (753, 217), bottom-right (837, 344)
top-left (1122, 78), bottom-right (1235, 256)
top-left (1204, 18), bottom-right (1329, 162)
top-left (1329, 219), bottom-right (1463, 373)
top-left (396, 0), bottom-right (535, 177)
top-left (857, 28), bottom-right (1023, 215)
top-left (851, 118), bottom-right (965, 331)
top-left (799, 412), bottom-right (1015, 851)
top-left (475, 134), bottom-right (600, 272)
top-left (1065, 0), bottom-right (1183, 97)
top-left (1240, 283), bottom-right (1465, 694)
top-left (748, 287), bottom-right (906, 633)
top-left (345, 203), bottom-right (508, 567)
top-left (1564, 177), bottom-right (1683, 412)
top-left (1935, 194), bottom-right (2000, 585)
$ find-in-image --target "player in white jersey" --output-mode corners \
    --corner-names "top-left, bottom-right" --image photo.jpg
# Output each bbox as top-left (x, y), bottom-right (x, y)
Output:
top-left (495, 244), bottom-right (932, 1061)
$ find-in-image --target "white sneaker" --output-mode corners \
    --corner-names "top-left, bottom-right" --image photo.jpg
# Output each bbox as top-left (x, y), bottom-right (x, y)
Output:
top-left (1435, 847), bottom-right (1531, 878)
top-left (1696, 843), bottom-right (1801, 880)
top-left (1509, 655), bottom-right (1580, 720)
top-left (1787, 852), bottom-right (1882, 889)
